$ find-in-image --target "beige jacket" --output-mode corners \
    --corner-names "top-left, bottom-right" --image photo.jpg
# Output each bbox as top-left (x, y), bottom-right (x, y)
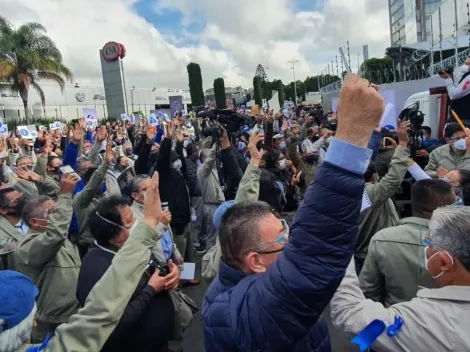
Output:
top-left (331, 259), bottom-right (470, 351)
top-left (16, 193), bottom-right (81, 324)
top-left (201, 162), bottom-right (261, 280)
top-left (359, 217), bottom-right (436, 307)
top-left (0, 215), bottom-right (25, 271)
top-left (17, 222), bottom-right (159, 351)
top-left (425, 144), bottom-right (470, 177)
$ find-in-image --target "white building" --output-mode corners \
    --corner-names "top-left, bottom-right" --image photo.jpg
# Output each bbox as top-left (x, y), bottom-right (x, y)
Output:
top-left (0, 81), bottom-right (194, 121)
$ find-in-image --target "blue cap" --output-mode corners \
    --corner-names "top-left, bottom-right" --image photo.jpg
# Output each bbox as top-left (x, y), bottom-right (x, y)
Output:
top-left (0, 271), bottom-right (38, 331)
top-left (383, 125), bottom-right (395, 131)
top-left (213, 200), bottom-right (235, 228)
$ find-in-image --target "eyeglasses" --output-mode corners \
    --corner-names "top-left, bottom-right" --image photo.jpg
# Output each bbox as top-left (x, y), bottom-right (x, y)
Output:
top-left (252, 219), bottom-right (289, 254)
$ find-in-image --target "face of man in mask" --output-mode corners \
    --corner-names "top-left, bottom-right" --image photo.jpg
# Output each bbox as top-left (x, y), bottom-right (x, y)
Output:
top-left (131, 179), bottom-right (151, 205)
top-left (78, 160), bottom-right (94, 181)
top-left (47, 157), bottom-right (62, 175)
top-left (118, 157), bottom-right (129, 169)
top-left (0, 187), bottom-right (25, 218)
top-left (82, 141), bottom-right (91, 155)
top-left (17, 157), bottom-right (33, 171)
top-left (447, 131), bottom-right (467, 154)
top-left (29, 200), bottom-right (56, 232)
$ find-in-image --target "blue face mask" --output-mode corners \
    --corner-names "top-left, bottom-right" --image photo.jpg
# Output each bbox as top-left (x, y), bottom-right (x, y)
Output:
top-left (279, 142), bottom-right (287, 150)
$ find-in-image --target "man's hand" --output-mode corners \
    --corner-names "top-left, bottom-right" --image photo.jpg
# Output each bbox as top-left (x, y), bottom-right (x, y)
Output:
top-left (175, 129), bottom-right (184, 143)
top-left (336, 74), bottom-right (385, 147)
top-left (164, 259), bottom-right (180, 290)
top-left (175, 257), bottom-right (184, 266)
top-left (291, 171), bottom-right (302, 186)
top-left (60, 173), bottom-right (79, 194)
top-left (145, 125), bottom-right (156, 144)
top-left (104, 136), bottom-right (114, 165)
top-left (397, 120), bottom-right (411, 147)
top-left (144, 172), bottom-right (161, 229)
top-left (383, 137), bottom-right (397, 150)
top-left (71, 124), bottom-right (84, 143)
top-left (16, 168), bottom-right (41, 183)
top-left (148, 269), bottom-right (166, 293)
top-left (43, 143), bottom-right (52, 156)
top-left (165, 121), bottom-right (175, 139)
top-left (248, 132), bottom-right (265, 167)
top-left (159, 210), bottom-right (172, 226)
top-left (219, 127), bottom-right (231, 150)
top-left (436, 168), bottom-right (448, 178)
top-left (95, 126), bottom-right (107, 143)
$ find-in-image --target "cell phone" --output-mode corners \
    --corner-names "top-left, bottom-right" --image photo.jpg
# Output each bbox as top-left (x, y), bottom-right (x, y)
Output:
top-left (383, 137), bottom-right (391, 147)
top-left (59, 165), bottom-right (81, 180)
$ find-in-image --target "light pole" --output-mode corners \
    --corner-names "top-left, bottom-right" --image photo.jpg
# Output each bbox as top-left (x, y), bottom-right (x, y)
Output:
top-left (74, 82), bottom-right (80, 119)
top-left (131, 86), bottom-right (136, 112)
top-left (288, 59), bottom-right (299, 105)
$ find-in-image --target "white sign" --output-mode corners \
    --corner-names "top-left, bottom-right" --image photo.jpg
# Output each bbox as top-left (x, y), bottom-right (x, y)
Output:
top-left (27, 125), bottom-right (38, 139)
top-left (147, 113), bottom-right (159, 127)
top-left (268, 91), bottom-right (280, 113)
top-left (49, 122), bottom-right (62, 130)
top-left (0, 120), bottom-right (8, 135)
top-left (120, 113), bottom-right (127, 120)
top-left (18, 125), bottom-right (33, 139)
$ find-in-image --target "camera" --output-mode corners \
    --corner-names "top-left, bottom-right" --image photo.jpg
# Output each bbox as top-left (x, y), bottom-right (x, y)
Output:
top-left (438, 66), bottom-right (454, 76)
top-left (148, 258), bottom-right (170, 277)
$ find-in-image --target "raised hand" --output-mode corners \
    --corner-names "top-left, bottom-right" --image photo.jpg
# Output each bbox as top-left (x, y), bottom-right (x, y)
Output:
top-left (291, 171), bottom-right (302, 186)
top-left (396, 120), bottom-right (411, 147)
top-left (143, 172), bottom-right (161, 229)
top-left (71, 124), bottom-right (84, 143)
top-left (248, 131), bottom-right (265, 165)
top-left (60, 173), bottom-right (79, 194)
top-left (16, 168), bottom-right (41, 183)
top-left (95, 126), bottom-right (107, 143)
top-left (165, 121), bottom-right (175, 139)
top-left (145, 125), bottom-right (156, 143)
top-left (336, 73), bottom-right (385, 147)
top-left (104, 136), bottom-right (114, 165)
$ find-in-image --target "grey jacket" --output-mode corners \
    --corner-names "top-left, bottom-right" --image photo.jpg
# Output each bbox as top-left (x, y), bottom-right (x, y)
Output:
top-left (359, 217), bottom-right (437, 307)
top-left (425, 144), bottom-right (470, 177)
top-left (73, 162), bottom-right (109, 247)
top-left (197, 145), bottom-right (225, 205)
top-left (16, 193), bottom-right (81, 324)
top-left (356, 146), bottom-right (409, 259)
top-left (331, 259), bottom-right (470, 352)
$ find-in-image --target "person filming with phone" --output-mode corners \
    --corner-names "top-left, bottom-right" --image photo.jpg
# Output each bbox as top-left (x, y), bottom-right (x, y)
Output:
top-left (440, 57), bottom-right (470, 126)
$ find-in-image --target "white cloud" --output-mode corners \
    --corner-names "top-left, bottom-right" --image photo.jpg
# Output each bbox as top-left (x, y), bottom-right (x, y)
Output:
top-left (1, 0), bottom-right (391, 91)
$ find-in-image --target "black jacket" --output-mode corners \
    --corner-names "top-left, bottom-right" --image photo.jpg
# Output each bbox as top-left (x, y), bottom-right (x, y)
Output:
top-left (156, 138), bottom-right (191, 226)
top-left (185, 157), bottom-right (202, 197)
top-left (77, 245), bottom-right (175, 352)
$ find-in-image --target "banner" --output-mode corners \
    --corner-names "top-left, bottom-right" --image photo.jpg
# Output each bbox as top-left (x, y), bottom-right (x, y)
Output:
top-left (49, 121), bottom-right (62, 130)
top-left (147, 113), bottom-right (159, 127)
top-left (169, 95), bottom-right (183, 117)
top-left (83, 108), bottom-right (98, 129)
top-left (268, 91), bottom-right (280, 113)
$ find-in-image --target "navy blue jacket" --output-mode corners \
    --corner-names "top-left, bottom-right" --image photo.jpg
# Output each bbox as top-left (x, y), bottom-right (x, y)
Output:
top-left (202, 140), bottom-right (368, 351)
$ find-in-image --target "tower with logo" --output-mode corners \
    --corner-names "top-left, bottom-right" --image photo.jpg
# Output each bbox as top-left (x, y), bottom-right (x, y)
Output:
top-left (100, 42), bottom-right (128, 118)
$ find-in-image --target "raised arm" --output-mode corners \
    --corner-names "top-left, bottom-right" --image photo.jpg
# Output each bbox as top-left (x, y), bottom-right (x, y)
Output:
top-left (226, 75), bottom-right (384, 351)
top-left (16, 175), bottom-right (77, 266)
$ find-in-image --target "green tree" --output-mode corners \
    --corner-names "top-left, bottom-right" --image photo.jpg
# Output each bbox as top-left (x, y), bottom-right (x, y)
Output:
top-left (0, 16), bottom-right (73, 123)
top-left (187, 62), bottom-right (205, 107)
top-left (213, 77), bottom-right (226, 109)
top-left (274, 79), bottom-right (285, 107)
top-left (255, 64), bottom-right (268, 82)
top-left (253, 76), bottom-right (262, 106)
top-left (361, 57), bottom-right (394, 83)
top-left (296, 80), bottom-right (306, 102)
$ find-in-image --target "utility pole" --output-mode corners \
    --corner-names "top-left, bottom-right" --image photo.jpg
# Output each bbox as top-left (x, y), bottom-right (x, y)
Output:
top-left (347, 41), bottom-right (351, 73)
top-left (454, 0), bottom-right (459, 66)
top-left (335, 55), bottom-right (339, 77)
top-left (288, 59), bottom-right (299, 105)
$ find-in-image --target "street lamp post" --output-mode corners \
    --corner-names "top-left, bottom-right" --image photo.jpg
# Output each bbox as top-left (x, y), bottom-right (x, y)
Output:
top-left (288, 59), bottom-right (299, 105)
top-left (74, 82), bottom-right (80, 119)
top-left (131, 86), bottom-right (136, 112)
top-left (152, 87), bottom-right (157, 110)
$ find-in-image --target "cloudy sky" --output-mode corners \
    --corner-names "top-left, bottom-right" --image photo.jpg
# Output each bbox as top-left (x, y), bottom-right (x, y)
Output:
top-left (1, 0), bottom-right (391, 90)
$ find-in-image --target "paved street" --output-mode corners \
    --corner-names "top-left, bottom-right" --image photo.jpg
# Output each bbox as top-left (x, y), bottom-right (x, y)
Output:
top-left (182, 253), bottom-right (359, 352)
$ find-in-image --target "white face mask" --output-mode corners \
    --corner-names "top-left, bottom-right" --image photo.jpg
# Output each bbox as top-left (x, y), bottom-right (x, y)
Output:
top-left (172, 159), bottom-right (182, 170)
top-left (424, 246), bottom-right (454, 279)
top-left (453, 138), bottom-right (467, 151)
top-left (278, 159), bottom-right (287, 170)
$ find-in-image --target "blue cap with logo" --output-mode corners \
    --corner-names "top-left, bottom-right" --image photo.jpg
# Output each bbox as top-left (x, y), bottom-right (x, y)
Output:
top-left (0, 270), bottom-right (38, 332)
top-left (213, 200), bottom-right (235, 229)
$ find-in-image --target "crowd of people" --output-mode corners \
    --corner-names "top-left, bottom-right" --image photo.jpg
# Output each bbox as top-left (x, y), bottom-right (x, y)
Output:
top-left (0, 73), bottom-right (470, 351)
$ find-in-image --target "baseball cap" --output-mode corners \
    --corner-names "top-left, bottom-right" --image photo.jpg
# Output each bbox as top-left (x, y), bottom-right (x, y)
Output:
top-left (0, 271), bottom-right (38, 331)
top-left (213, 200), bottom-right (235, 229)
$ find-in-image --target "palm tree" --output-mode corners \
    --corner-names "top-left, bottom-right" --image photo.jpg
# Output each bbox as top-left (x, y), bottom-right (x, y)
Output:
top-left (0, 16), bottom-right (73, 122)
